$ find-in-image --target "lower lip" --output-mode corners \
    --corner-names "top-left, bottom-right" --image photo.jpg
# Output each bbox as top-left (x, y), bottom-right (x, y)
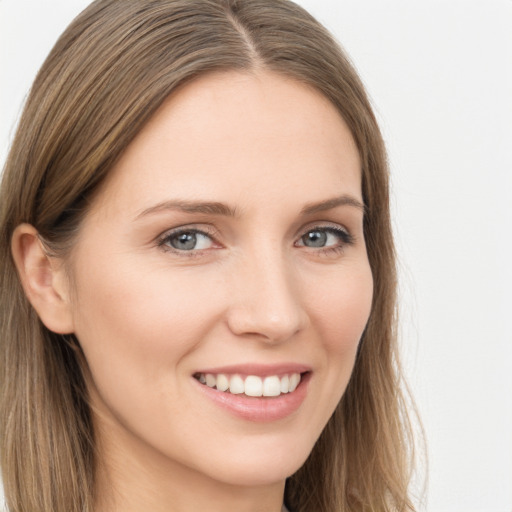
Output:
top-left (194, 373), bottom-right (311, 422)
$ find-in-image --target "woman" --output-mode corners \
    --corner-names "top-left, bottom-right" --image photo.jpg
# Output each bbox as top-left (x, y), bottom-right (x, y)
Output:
top-left (0, 1), bottom-right (416, 511)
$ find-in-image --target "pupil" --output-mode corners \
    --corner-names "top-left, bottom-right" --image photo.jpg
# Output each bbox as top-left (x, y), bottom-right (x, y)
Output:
top-left (304, 230), bottom-right (326, 247)
top-left (171, 232), bottom-right (197, 250)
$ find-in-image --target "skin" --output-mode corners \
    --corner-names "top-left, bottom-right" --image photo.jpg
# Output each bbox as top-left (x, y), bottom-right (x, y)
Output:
top-left (13, 70), bottom-right (373, 512)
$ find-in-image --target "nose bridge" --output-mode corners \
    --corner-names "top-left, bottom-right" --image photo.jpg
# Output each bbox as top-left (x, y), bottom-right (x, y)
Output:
top-left (227, 243), bottom-right (307, 342)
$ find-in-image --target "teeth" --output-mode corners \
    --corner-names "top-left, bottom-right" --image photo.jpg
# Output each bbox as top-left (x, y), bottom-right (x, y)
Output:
top-left (280, 374), bottom-right (289, 394)
top-left (196, 372), bottom-right (303, 397)
top-left (289, 373), bottom-right (300, 392)
top-left (216, 373), bottom-right (229, 392)
top-left (245, 375), bottom-right (263, 397)
top-left (229, 375), bottom-right (244, 394)
top-left (263, 376), bottom-right (281, 397)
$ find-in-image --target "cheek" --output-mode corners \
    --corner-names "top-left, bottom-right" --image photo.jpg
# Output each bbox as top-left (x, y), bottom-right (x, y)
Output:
top-left (306, 262), bottom-right (373, 350)
top-left (304, 262), bottom-right (373, 408)
top-left (69, 258), bottom-right (233, 454)
top-left (70, 257), bottom-right (225, 393)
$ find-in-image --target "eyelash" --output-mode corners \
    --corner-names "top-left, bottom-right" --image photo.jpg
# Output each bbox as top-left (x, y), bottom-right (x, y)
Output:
top-left (295, 226), bottom-right (355, 255)
top-left (157, 226), bottom-right (220, 257)
top-left (157, 224), bottom-right (355, 257)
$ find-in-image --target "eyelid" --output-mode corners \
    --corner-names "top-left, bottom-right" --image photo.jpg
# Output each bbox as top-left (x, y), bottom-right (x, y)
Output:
top-left (294, 223), bottom-right (355, 250)
top-left (296, 221), bottom-right (353, 239)
top-left (156, 224), bottom-right (222, 252)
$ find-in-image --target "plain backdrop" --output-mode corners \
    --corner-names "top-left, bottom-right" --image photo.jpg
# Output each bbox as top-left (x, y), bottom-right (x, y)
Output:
top-left (1, 1), bottom-right (511, 511)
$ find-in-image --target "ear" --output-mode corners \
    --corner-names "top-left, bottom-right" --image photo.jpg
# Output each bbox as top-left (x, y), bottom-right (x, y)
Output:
top-left (11, 223), bottom-right (75, 334)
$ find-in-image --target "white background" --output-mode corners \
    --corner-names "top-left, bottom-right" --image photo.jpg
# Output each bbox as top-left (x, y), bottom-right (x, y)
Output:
top-left (1, 1), bottom-right (511, 511)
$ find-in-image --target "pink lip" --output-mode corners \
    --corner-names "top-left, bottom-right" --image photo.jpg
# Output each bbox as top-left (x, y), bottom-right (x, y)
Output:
top-left (193, 367), bottom-right (311, 423)
top-left (194, 363), bottom-right (312, 378)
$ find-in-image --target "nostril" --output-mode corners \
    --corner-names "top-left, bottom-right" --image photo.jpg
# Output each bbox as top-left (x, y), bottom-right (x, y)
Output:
top-left (226, 301), bottom-right (308, 341)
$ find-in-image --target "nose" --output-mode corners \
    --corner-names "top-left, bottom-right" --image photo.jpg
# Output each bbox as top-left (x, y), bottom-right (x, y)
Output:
top-left (226, 250), bottom-right (309, 344)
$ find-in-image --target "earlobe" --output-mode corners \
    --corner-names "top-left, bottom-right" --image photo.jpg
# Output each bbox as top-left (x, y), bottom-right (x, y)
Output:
top-left (11, 223), bottom-right (75, 334)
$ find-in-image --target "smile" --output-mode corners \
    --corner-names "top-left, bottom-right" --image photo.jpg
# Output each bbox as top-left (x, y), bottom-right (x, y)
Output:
top-left (195, 372), bottom-right (302, 397)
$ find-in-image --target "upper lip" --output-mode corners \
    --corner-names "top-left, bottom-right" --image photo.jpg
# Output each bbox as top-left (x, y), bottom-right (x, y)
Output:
top-left (194, 363), bottom-right (312, 377)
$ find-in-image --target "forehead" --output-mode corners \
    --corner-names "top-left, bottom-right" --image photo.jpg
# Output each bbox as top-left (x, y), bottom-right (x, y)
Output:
top-left (91, 70), bottom-right (362, 218)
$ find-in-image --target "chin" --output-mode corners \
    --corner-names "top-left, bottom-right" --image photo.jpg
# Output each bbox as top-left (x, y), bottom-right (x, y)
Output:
top-left (197, 437), bottom-right (313, 488)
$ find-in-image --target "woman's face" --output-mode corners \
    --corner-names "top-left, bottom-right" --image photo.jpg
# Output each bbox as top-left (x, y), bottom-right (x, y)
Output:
top-left (67, 71), bottom-right (373, 488)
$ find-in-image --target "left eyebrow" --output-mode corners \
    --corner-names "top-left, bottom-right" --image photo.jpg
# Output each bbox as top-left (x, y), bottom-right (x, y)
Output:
top-left (300, 195), bottom-right (366, 215)
top-left (134, 199), bottom-right (239, 220)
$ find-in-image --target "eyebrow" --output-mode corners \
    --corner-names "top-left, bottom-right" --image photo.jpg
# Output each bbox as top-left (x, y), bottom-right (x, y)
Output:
top-left (135, 194), bottom-right (365, 221)
top-left (135, 200), bottom-right (238, 220)
top-left (300, 195), bottom-right (366, 215)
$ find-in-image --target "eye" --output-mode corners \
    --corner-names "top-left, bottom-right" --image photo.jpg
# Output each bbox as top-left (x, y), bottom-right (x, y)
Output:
top-left (296, 226), bottom-right (353, 250)
top-left (159, 229), bottom-right (215, 252)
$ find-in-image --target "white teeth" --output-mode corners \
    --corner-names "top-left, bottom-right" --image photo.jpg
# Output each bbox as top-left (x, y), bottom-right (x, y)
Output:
top-left (289, 373), bottom-right (300, 392)
top-left (280, 374), bottom-right (289, 394)
top-left (244, 376), bottom-right (263, 397)
top-left (229, 375), bottom-right (244, 394)
top-left (216, 373), bottom-right (229, 392)
top-left (197, 372), bottom-right (302, 397)
top-left (263, 376), bottom-right (281, 397)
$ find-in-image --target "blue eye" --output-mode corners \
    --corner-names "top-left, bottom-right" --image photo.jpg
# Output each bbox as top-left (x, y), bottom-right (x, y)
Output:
top-left (297, 227), bottom-right (352, 249)
top-left (161, 230), bottom-right (214, 251)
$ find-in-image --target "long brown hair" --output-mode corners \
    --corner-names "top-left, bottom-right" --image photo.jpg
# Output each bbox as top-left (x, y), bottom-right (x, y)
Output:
top-left (0, 1), bottom-right (417, 510)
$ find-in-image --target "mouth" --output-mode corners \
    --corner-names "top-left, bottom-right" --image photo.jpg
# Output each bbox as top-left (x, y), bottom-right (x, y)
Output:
top-left (193, 372), bottom-right (304, 398)
top-left (192, 364), bottom-right (312, 421)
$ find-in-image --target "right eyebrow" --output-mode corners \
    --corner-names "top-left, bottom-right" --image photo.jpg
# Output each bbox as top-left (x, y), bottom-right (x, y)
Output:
top-left (300, 195), bottom-right (366, 216)
top-left (134, 200), bottom-right (239, 220)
